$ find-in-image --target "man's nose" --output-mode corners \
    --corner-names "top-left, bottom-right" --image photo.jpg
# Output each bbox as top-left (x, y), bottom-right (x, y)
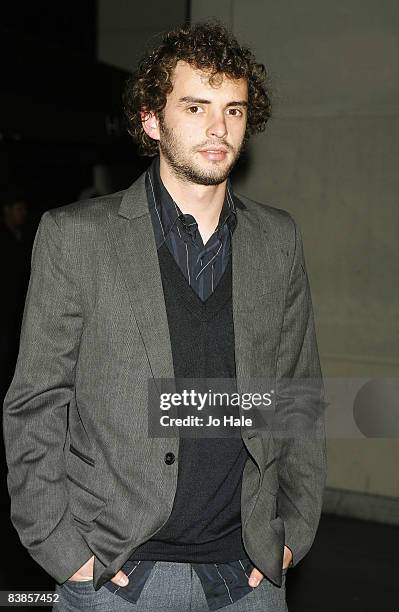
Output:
top-left (206, 113), bottom-right (228, 139)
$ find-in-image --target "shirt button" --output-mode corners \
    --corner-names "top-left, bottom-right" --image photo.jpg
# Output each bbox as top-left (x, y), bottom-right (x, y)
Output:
top-left (164, 452), bottom-right (175, 465)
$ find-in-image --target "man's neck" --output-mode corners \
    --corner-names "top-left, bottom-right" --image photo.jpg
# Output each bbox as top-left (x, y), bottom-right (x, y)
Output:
top-left (159, 155), bottom-right (227, 244)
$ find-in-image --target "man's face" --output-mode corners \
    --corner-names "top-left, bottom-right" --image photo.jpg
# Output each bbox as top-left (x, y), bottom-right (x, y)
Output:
top-left (151, 61), bottom-right (248, 186)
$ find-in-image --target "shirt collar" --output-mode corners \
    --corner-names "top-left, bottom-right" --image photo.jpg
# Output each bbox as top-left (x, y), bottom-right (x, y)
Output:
top-left (146, 156), bottom-right (237, 249)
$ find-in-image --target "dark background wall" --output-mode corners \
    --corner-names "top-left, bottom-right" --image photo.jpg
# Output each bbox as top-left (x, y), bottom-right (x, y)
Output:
top-left (1, 0), bottom-right (149, 219)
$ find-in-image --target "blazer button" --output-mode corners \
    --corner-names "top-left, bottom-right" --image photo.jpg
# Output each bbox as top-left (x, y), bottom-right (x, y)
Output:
top-left (164, 452), bottom-right (175, 465)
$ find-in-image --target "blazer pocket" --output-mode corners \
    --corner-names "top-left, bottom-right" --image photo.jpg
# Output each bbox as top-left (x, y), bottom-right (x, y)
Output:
top-left (66, 474), bottom-right (106, 523)
top-left (69, 444), bottom-right (95, 467)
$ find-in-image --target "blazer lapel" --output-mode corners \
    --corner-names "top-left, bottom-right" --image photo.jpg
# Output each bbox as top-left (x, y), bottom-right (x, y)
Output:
top-left (232, 193), bottom-right (272, 384)
top-left (231, 194), bottom-right (274, 474)
top-left (107, 173), bottom-right (175, 383)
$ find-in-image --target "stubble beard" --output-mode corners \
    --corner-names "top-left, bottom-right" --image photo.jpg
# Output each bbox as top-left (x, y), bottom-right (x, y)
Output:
top-left (158, 117), bottom-right (243, 186)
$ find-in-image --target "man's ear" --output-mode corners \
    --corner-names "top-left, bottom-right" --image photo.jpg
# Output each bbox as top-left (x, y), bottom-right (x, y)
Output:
top-left (140, 110), bottom-right (160, 141)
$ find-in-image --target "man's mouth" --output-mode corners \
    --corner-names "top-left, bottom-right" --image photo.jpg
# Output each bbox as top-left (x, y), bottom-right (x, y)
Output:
top-left (198, 146), bottom-right (229, 161)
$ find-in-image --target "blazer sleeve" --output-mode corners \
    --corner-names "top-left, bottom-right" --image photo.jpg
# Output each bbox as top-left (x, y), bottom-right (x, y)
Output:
top-left (2, 210), bottom-right (93, 583)
top-left (275, 214), bottom-right (328, 567)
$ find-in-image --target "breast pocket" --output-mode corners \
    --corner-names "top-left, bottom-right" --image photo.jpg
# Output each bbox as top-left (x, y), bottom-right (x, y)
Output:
top-left (253, 289), bottom-right (285, 340)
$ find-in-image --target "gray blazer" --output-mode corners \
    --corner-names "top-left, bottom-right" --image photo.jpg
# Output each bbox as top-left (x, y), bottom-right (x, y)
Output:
top-left (2, 171), bottom-right (327, 590)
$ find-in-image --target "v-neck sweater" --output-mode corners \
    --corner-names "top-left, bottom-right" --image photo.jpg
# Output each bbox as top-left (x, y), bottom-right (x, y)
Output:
top-left (129, 242), bottom-right (249, 562)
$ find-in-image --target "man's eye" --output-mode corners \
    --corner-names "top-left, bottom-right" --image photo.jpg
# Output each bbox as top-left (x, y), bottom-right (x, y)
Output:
top-left (227, 108), bottom-right (242, 116)
top-left (188, 106), bottom-right (201, 114)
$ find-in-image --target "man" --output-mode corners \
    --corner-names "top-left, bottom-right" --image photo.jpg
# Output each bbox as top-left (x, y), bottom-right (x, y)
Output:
top-left (3, 22), bottom-right (327, 611)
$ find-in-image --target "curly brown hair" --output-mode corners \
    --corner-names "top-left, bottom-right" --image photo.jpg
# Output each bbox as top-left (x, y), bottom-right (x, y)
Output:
top-left (123, 21), bottom-right (272, 156)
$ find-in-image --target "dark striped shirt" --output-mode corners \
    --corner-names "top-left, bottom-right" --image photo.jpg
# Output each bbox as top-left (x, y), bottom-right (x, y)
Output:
top-left (146, 155), bottom-right (238, 302)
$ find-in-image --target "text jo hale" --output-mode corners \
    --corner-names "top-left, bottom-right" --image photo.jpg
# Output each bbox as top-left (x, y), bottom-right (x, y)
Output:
top-left (160, 415), bottom-right (253, 427)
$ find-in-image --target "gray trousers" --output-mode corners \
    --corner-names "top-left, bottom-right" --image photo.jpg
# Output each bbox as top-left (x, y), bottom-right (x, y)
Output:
top-left (53, 561), bottom-right (288, 611)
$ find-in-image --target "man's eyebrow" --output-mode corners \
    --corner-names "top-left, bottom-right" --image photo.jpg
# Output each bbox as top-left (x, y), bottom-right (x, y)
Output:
top-left (178, 96), bottom-right (211, 104)
top-left (178, 96), bottom-right (248, 107)
top-left (227, 100), bottom-right (248, 107)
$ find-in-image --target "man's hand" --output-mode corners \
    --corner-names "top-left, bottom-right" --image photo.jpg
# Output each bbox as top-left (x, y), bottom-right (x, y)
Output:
top-left (248, 545), bottom-right (293, 587)
top-left (283, 544), bottom-right (293, 569)
top-left (68, 555), bottom-right (129, 587)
